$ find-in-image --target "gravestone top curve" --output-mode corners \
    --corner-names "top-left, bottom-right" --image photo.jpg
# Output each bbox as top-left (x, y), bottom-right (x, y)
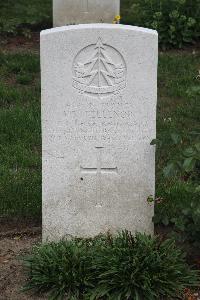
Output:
top-left (41, 23), bottom-right (157, 36)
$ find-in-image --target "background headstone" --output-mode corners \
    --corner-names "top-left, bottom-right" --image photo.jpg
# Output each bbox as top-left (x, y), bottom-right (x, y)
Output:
top-left (41, 24), bottom-right (158, 241)
top-left (53, 0), bottom-right (120, 27)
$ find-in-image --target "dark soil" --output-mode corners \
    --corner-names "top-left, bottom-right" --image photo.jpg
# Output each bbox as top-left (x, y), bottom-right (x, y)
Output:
top-left (0, 32), bottom-right (40, 53)
top-left (0, 217), bottom-right (41, 235)
top-left (161, 41), bottom-right (200, 55)
top-left (0, 32), bottom-right (199, 55)
top-left (0, 229), bottom-right (44, 299)
top-left (0, 215), bottom-right (43, 299)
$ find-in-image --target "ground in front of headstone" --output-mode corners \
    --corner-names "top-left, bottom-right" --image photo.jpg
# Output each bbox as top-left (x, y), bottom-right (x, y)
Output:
top-left (0, 233), bottom-right (42, 299)
top-left (0, 223), bottom-right (200, 300)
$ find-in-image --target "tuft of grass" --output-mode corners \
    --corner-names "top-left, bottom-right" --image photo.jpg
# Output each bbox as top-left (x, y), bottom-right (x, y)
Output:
top-left (23, 238), bottom-right (89, 299)
top-left (2, 52), bottom-right (40, 74)
top-left (0, 49), bottom-right (199, 222)
top-left (16, 73), bottom-right (33, 85)
top-left (23, 231), bottom-right (199, 300)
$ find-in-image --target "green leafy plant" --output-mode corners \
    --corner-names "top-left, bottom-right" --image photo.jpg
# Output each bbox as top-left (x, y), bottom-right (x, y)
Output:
top-left (151, 132), bottom-right (200, 178)
top-left (122, 0), bottom-right (200, 48)
top-left (152, 131), bottom-right (200, 245)
top-left (154, 181), bottom-right (200, 245)
top-left (23, 231), bottom-right (199, 300)
top-left (23, 239), bottom-right (91, 299)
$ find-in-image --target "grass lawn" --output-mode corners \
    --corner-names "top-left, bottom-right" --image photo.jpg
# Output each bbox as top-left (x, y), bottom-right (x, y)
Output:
top-left (155, 51), bottom-right (200, 231)
top-left (0, 0), bottom-right (136, 35)
top-left (157, 51), bottom-right (200, 180)
top-left (0, 0), bottom-right (130, 36)
top-left (0, 0), bottom-right (52, 36)
top-left (0, 1), bottom-right (200, 298)
top-left (0, 0), bottom-right (199, 227)
top-left (0, 47), bottom-right (199, 218)
top-left (0, 52), bottom-right (41, 217)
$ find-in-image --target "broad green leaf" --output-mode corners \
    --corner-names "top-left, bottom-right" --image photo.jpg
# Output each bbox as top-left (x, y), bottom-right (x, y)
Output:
top-left (189, 131), bottom-right (200, 136)
top-left (170, 133), bottom-right (181, 145)
top-left (194, 142), bottom-right (200, 152)
top-left (162, 215), bottom-right (169, 226)
top-left (152, 215), bottom-right (161, 225)
top-left (183, 157), bottom-right (196, 172)
top-left (150, 139), bottom-right (157, 145)
top-left (163, 162), bottom-right (176, 177)
top-left (195, 185), bottom-right (200, 192)
top-left (150, 138), bottom-right (162, 146)
top-left (183, 147), bottom-right (195, 157)
top-left (182, 209), bottom-right (190, 216)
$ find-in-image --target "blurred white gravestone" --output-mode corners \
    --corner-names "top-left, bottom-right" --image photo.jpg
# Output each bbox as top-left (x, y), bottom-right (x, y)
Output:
top-left (53, 0), bottom-right (120, 27)
top-left (41, 24), bottom-right (158, 241)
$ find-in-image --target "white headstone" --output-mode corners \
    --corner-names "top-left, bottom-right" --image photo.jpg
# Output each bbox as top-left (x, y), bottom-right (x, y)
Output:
top-left (53, 0), bottom-right (120, 27)
top-left (41, 24), bottom-right (158, 241)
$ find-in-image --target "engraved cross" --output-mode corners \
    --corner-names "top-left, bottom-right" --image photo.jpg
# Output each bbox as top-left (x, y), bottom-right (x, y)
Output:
top-left (80, 147), bottom-right (118, 207)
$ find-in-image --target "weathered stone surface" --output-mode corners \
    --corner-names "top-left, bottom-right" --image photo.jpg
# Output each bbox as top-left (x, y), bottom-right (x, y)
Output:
top-left (53, 0), bottom-right (120, 27)
top-left (41, 24), bottom-right (158, 241)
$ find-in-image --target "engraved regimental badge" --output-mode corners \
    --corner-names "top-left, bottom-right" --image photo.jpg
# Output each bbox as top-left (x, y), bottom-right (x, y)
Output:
top-left (72, 38), bottom-right (127, 96)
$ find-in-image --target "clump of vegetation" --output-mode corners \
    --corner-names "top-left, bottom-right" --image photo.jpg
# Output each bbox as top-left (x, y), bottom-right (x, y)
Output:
top-left (153, 52), bottom-right (200, 246)
top-left (153, 132), bottom-right (200, 246)
top-left (155, 180), bottom-right (200, 245)
top-left (152, 132), bottom-right (200, 179)
top-left (122, 0), bottom-right (200, 48)
top-left (0, 0), bottom-right (51, 37)
top-left (23, 231), bottom-right (199, 300)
